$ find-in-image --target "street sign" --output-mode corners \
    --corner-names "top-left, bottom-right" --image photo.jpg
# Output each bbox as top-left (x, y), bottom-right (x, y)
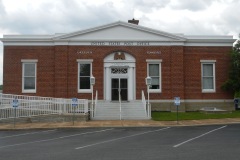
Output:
top-left (12, 98), bottom-right (19, 107)
top-left (174, 97), bottom-right (180, 106)
top-left (72, 98), bottom-right (78, 107)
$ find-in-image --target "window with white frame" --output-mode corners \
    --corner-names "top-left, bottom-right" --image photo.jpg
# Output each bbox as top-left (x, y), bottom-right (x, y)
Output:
top-left (77, 59), bottom-right (93, 93)
top-left (22, 60), bottom-right (38, 93)
top-left (201, 60), bottom-right (216, 92)
top-left (146, 59), bottom-right (162, 92)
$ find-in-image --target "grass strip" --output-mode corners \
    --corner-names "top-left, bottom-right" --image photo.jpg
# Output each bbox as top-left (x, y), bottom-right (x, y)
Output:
top-left (151, 111), bottom-right (240, 121)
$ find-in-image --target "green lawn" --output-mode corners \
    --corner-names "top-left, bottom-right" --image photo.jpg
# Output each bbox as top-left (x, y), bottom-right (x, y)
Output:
top-left (151, 111), bottom-right (240, 121)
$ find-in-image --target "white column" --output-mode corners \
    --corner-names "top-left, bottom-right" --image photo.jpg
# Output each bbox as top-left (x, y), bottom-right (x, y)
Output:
top-left (104, 67), bottom-right (106, 100)
top-left (128, 67), bottom-right (133, 101)
top-left (105, 67), bottom-right (111, 101)
top-left (133, 67), bottom-right (136, 100)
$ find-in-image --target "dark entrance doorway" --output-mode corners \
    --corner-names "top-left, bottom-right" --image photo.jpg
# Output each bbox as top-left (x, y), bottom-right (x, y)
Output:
top-left (111, 78), bottom-right (128, 101)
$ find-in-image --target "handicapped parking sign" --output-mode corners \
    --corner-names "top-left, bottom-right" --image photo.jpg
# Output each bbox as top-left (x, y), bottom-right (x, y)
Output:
top-left (72, 98), bottom-right (78, 107)
top-left (174, 97), bottom-right (180, 106)
top-left (12, 98), bottom-right (19, 107)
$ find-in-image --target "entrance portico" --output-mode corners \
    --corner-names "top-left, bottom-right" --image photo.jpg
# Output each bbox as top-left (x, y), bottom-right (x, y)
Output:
top-left (104, 51), bottom-right (136, 101)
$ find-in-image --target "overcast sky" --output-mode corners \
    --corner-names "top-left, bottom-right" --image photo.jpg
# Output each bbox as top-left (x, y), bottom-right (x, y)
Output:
top-left (0, 0), bottom-right (239, 85)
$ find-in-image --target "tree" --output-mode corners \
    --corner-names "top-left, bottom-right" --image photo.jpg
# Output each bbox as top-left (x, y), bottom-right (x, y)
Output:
top-left (222, 39), bottom-right (240, 97)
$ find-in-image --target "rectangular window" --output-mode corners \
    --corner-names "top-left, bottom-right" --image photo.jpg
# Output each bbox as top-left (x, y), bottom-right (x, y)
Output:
top-left (22, 60), bottom-right (37, 93)
top-left (77, 59), bottom-right (93, 93)
top-left (201, 60), bottom-right (216, 92)
top-left (147, 60), bottom-right (162, 93)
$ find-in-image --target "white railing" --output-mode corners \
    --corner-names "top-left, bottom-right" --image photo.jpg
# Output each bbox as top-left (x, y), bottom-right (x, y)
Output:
top-left (0, 93), bottom-right (88, 120)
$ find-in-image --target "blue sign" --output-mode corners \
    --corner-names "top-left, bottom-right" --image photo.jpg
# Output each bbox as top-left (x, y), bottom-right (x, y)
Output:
top-left (12, 98), bottom-right (19, 107)
top-left (174, 97), bottom-right (180, 106)
top-left (72, 98), bottom-right (78, 107)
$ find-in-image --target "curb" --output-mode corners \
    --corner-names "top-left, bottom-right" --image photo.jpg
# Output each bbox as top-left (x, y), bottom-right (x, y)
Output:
top-left (1, 119), bottom-right (240, 130)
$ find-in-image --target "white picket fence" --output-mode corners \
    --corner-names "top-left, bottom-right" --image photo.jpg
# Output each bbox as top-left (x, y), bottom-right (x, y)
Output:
top-left (0, 93), bottom-right (88, 120)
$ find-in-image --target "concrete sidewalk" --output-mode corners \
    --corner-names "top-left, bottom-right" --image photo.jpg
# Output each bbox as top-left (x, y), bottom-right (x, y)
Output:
top-left (1, 118), bottom-right (240, 130)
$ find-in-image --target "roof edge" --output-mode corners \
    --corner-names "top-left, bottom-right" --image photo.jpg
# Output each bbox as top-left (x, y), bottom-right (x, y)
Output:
top-left (53, 21), bottom-right (186, 41)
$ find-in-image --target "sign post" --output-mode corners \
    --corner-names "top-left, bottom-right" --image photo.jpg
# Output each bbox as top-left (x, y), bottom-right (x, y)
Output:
top-left (90, 76), bottom-right (95, 119)
top-left (174, 97), bottom-right (180, 124)
top-left (12, 98), bottom-right (19, 128)
top-left (145, 77), bottom-right (152, 118)
top-left (71, 98), bottom-right (78, 125)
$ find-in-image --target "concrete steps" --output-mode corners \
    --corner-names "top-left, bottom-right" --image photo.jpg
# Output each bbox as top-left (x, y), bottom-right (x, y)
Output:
top-left (93, 101), bottom-right (149, 120)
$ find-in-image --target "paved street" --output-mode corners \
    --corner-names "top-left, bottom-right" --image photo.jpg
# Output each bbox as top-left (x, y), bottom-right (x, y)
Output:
top-left (0, 124), bottom-right (240, 160)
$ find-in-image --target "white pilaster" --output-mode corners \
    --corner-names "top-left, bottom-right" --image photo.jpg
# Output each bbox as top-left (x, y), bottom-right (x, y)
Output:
top-left (128, 67), bottom-right (133, 100)
top-left (105, 67), bottom-right (111, 101)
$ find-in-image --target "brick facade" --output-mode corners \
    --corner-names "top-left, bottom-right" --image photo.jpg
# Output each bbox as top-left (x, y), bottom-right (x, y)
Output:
top-left (1, 21), bottom-right (235, 111)
top-left (3, 45), bottom-right (233, 100)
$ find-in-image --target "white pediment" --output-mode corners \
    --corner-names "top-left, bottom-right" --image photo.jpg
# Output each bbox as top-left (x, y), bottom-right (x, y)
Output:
top-left (54, 21), bottom-right (186, 42)
top-left (1, 21), bottom-right (235, 46)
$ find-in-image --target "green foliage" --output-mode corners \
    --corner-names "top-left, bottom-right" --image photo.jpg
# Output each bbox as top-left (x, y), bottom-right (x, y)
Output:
top-left (234, 91), bottom-right (240, 98)
top-left (222, 39), bottom-right (240, 96)
top-left (152, 111), bottom-right (240, 121)
top-left (0, 85), bottom-right (2, 90)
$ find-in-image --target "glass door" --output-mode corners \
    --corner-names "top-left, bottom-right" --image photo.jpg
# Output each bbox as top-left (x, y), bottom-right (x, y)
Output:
top-left (111, 78), bottom-right (128, 101)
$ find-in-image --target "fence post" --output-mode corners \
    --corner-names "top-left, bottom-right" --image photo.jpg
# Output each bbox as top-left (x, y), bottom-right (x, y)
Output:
top-left (63, 99), bottom-right (66, 114)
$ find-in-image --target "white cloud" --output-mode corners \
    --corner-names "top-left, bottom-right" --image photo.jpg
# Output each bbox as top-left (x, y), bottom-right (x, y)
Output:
top-left (1, 0), bottom-right (238, 36)
top-left (0, 0), bottom-right (239, 86)
top-left (0, 1), bottom-right (5, 16)
top-left (169, 0), bottom-right (215, 11)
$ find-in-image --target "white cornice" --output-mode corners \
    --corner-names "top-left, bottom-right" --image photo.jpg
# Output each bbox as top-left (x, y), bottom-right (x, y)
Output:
top-left (2, 41), bottom-right (54, 46)
top-left (0, 35), bottom-right (54, 46)
top-left (1, 40), bottom-right (234, 46)
top-left (185, 36), bottom-right (236, 46)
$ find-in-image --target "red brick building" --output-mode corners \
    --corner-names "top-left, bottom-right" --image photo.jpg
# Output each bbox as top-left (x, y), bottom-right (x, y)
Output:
top-left (1, 20), bottom-right (236, 112)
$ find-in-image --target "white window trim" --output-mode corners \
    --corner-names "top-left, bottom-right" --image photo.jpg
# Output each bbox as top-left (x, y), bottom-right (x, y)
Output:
top-left (22, 60), bottom-right (38, 93)
top-left (201, 60), bottom-right (216, 93)
top-left (146, 59), bottom-right (162, 63)
top-left (76, 59), bottom-right (93, 63)
top-left (21, 59), bottom-right (38, 63)
top-left (146, 59), bottom-right (162, 93)
top-left (77, 59), bottom-right (93, 93)
top-left (200, 60), bottom-right (216, 63)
